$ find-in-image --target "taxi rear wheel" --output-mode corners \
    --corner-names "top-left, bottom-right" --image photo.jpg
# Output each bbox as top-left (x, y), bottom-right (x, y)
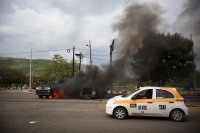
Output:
top-left (113, 107), bottom-right (127, 119)
top-left (170, 109), bottom-right (184, 122)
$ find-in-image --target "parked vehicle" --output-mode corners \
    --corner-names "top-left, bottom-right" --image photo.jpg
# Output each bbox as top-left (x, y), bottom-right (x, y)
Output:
top-left (36, 80), bottom-right (54, 98)
top-left (80, 87), bottom-right (97, 99)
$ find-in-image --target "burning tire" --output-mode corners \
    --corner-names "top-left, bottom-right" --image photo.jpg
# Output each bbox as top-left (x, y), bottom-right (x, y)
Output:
top-left (47, 92), bottom-right (54, 98)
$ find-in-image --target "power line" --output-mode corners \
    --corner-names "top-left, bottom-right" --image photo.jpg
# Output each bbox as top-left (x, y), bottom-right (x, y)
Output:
top-left (76, 48), bottom-right (109, 53)
top-left (0, 45), bottom-right (13, 53)
top-left (82, 54), bottom-right (109, 56)
top-left (32, 48), bottom-right (72, 53)
top-left (0, 51), bottom-right (30, 55)
top-left (0, 38), bottom-right (26, 52)
top-left (0, 47), bottom-right (109, 56)
top-left (113, 51), bottom-right (120, 54)
top-left (92, 55), bottom-right (110, 56)
top-left (0, 48), bottom-right (73, 55)
top-left (84, 56), bottom-right (109, 61)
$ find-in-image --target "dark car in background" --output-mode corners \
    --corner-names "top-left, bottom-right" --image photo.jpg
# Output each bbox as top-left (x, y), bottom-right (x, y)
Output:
top-left (36, 80), bottom-right (54, 98)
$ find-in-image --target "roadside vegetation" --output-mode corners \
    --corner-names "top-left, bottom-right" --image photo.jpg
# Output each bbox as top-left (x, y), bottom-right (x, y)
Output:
top-left (39, 54), bottom-right (79, 81)
top-left (0, 33), bottom-right (199, 95)
top-left (0, 55), bottom-right (79, 89)
top-left (132, 33), bottom-right (199, 89)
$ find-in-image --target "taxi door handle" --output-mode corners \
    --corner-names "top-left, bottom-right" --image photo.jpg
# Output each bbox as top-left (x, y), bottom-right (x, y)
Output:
top-left (169, 102), bottom-right (174, 103)
top-left (147, 102), bottom-right (153, 104)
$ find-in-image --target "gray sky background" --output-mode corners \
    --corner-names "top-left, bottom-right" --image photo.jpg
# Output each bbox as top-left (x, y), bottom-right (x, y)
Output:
top-left (0, 0), bottom-right (199, 69)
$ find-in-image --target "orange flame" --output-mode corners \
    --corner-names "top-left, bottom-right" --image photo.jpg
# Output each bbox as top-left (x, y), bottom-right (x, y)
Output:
top-left (53, 89), bottom-right (67, 98)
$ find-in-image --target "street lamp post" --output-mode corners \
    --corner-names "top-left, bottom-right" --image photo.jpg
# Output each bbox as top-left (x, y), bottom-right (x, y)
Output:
top-left (18, 57), bottom-right (22, 91)
top-left (86, 40), bottom-right (92, 66)
top-left (75, 52), bottom-right (83, 71)
top-left (110, 39), bottom-right (114, 94)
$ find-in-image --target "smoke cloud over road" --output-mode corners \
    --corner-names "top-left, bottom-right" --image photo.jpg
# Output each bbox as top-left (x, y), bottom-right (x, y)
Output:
top-left (175, 0), bottom-right (200, 60)
top-left (112, 2), bottom-right (164, 74)
top-left (54, 2), bottom-right (165, 98)
top-left (54, 1), bottom-right (199, 98)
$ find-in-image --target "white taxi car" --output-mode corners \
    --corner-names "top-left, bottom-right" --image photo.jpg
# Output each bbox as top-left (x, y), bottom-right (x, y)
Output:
top-left (106, 86), bottom-right (188, 122)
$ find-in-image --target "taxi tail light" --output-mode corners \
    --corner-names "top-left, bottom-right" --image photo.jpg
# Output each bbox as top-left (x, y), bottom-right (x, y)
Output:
top-left (184, 99), bottom-right (186, 105)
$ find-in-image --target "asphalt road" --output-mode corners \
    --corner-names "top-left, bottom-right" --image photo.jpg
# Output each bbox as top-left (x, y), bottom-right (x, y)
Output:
top-left (0, 90), bottom-right (200, 133)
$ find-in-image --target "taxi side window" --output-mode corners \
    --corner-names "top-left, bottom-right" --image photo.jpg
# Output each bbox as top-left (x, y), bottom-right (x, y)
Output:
top-left (156, 90), bottom-right (174, 98)
top-left (133, 89), bottom-right (153, 99)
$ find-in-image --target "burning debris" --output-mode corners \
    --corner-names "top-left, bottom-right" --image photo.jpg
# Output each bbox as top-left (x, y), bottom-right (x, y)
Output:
top-left (54, 66), bottom-right (111, 98)
top-left (53, 89), bottom-right (67, 98)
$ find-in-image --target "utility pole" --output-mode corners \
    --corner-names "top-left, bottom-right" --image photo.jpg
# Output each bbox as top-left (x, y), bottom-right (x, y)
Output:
top-left (79, 52), bottom-right (82, 70)
top-left (190, 34), bottom-right (196, 96)
top-left (110, 39), bottom-right (114, 93)
top-left (30, 49), bottom-right (32, 90)
top-left (89, 40), bottom-right (92, 66)
top-left (86, 40), bottom-right (92, 66)
top-left (32, 60), bottom-right (34, 87)
top-left (72, 46), bottom-right (75, 76)
top-left (18, 57), bottom-right (22, 91)
top-left (75, 52), bottom-right (83, 71)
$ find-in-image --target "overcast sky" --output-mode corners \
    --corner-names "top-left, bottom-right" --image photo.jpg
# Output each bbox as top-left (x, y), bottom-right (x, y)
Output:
top-left (0, 0), bottom-right (199, 68)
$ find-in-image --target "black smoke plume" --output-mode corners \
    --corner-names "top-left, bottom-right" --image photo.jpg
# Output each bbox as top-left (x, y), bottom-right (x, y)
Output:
top-left (175, 0), bottom-right (200, 60)
top-left (54, 2), bottom-right (165, 98)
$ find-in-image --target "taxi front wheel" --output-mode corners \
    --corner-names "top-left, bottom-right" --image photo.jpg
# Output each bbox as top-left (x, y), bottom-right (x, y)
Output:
top-left (114, 107), bottom-right (127, 119)
top-left (170, 109), bottom-right (184, 122)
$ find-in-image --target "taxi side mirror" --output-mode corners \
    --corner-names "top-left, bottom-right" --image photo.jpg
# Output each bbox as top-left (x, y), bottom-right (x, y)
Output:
top-left (131, 96), bottom-right (137, 100)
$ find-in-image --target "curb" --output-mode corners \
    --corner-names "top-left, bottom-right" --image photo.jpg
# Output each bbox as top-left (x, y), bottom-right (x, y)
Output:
top-left (183, 96), bottom-right (200, 98)
top-left (187, 107), bottom-right (200, 110)
top-left (18, 91), bottom-right (36, 94)
top-left (99, 104), bottom-right (200, 110)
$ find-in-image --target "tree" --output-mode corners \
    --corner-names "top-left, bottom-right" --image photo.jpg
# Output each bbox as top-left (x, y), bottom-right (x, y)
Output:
top-left (0, 67), bottom-right (27, 89)
top-left (132, 32), bottom-right (195, 86)
top-left (182, 70), bottom-right (200, 90)
top-left (196, 70), bottom-right (200, 88)
top-left (39, 54), bottom-right (79, 81)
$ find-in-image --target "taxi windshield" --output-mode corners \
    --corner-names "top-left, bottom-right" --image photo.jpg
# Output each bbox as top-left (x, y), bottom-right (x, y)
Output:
top-left (122, 89), bottom-right (140, 97)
